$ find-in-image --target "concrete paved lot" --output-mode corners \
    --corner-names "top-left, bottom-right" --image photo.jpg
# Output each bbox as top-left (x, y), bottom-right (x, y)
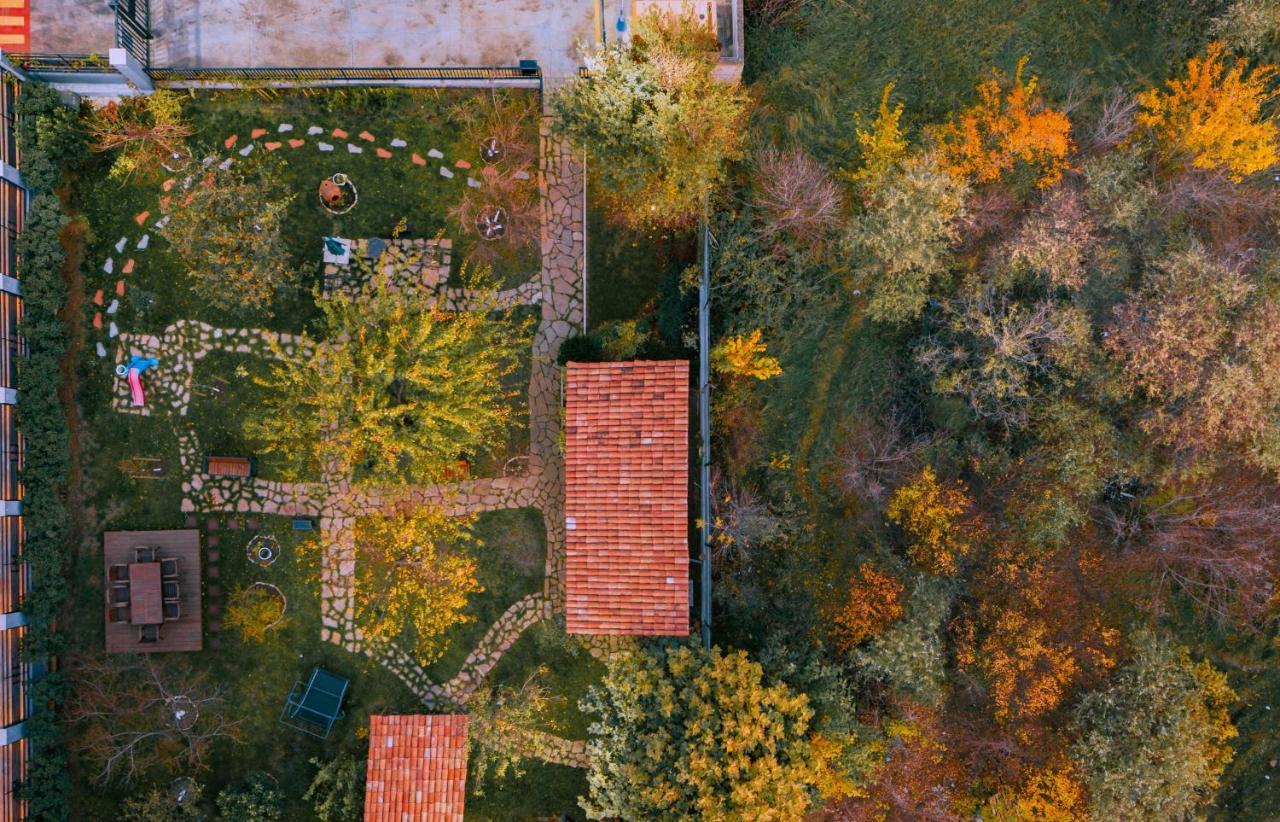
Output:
top-left (32, 0), bottom-right (598, 80)
top-left (31, 0), bottom-right (115, 53)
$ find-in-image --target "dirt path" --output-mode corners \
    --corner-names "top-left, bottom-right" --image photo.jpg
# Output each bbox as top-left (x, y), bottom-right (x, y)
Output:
top-left (792, 301), bottom-right (863, 506)
top-left (56, 207), bottom-right (89, 550)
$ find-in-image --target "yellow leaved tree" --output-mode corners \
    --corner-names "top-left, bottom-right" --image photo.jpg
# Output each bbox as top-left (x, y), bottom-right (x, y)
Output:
top-left (847, 82), bottom-right (909, 189)
top-left (886, 466), bottom-right (980, 575)
top-left (299, 510), bottom-right (483, 664)
top-left (1136, 40), bottom-right (1279, 181)
top-left (710, 329), bottom-right (783, 381)
top-left (935, 57), bottom-right (1073, 188)
top-left (984, 760), bottom-right (1088, 821)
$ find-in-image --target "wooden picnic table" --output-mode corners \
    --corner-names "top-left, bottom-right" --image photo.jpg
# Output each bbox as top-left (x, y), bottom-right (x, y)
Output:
top-left (129, 562), bottom-right (163, 625)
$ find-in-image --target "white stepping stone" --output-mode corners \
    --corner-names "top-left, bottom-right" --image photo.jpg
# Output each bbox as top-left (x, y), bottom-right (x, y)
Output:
top-left (467, 177), bottom-right (480, 188)
top-left (428, 148), bottom-right (443, 159)
top-left (154, 216), bottom-right (170, 230)
top-left (513, 170), bottom-right (530, 180)
top-left (390, 138), bottom-right (407, 148)
top-left (213, 329), bottom-right (223, 338)
top-left (218, 158), bottom-right (233, 171)
top-left (114, 237), bottom-right (128, 253)
top-left (347, 144), bottom-right (363, 154)
top-left (318, 142), bottom-right (334, 152)
top-left (95, 342), bottom-right (106, 358)
top-left (238, 144), bottom-right (254, 156)
top-left (307, 125), bottom-right (324, 135)
top-left (201, 155), bottom-right (215, 166)
top-left (108, 321), bottom-right (118, 339)
top-left (278, 123), bottom-right (294, 132)
top-left (103, 258), bottom-right (113, 274)
top-left (106, 299), bottom-right (119, 315)
top-left (137, 234), bottom-right (150, 250)
top-left (439, 167), bottom-right (454, 178)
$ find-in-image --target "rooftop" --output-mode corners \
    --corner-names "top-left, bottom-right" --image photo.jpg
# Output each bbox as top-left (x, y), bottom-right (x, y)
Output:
top-left (563, 360), bottom-right (690, 636)
top-left (365, 714), bottom-right (469, 822)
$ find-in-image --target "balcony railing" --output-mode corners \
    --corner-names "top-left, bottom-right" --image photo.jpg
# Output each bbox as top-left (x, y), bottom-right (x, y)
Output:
top-left (149, 65), bottom-right (542, 86)
top-left (4, 53), bottom-right (110, 74)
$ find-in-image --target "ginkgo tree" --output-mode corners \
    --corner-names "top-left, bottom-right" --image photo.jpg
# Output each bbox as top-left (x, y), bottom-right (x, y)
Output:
top-left (296, 510), bottom-right (482, 664)
top-left (250, 262), bottom-right (528, 486)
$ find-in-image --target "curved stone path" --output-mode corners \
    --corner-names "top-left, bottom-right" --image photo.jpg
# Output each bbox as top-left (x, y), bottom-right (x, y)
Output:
top-left (102, 110), bottom-right (589, 766)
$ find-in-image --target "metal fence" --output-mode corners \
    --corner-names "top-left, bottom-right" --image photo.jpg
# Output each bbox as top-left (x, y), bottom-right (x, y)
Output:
top-left (149, 64), bottom-right (542, 88)
top-left (697, 221), bottom-right (712, 649)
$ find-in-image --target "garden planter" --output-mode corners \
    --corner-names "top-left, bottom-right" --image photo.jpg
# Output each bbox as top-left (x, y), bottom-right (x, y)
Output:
top-left (480, 137), bottom-right (504, 164)
top-left (169, 695), bottom-right (199, 732)
top-left (248, 581), bottom-right (288, 629)
top-left (476, 205), bottom-right (507, 240)
top-left (319, 173), bottom-right (358, 214)
top-left (246, 534), bottom-right (281, 566)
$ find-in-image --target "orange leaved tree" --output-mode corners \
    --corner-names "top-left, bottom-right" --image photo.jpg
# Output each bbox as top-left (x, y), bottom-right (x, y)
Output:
top-left (935, 57), bottom-right (1073, 188)
top-left (829, 562), bottom-right (904, 651)
top-left (1136, 41), bottom-right (1279, 181)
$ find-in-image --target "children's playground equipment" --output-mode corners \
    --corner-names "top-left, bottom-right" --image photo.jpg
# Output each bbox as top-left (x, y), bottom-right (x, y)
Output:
top-left (115, 356), bottom-right (159, 407)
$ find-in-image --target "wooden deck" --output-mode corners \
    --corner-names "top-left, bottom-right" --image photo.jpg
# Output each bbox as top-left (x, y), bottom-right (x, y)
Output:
top-left (103, 530), bottom-right (203, 653)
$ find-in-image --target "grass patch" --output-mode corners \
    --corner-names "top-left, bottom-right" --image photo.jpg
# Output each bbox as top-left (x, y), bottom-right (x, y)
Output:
top-left (586, 181), bottom-right (696, 330)
top-left (747, 0), bottom-right (1215, 163)
top-left (425, 508), bottom-right (547, 681)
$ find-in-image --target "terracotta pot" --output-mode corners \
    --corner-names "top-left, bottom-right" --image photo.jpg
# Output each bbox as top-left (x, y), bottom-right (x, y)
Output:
top-left (319, 178), bottom-right (343, 205)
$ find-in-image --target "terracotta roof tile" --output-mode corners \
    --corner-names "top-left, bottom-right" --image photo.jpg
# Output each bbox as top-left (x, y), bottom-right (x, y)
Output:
top-left (365, 714), bottom-right (468, 822)
top-left (564, 360), bottom-right (690, 636)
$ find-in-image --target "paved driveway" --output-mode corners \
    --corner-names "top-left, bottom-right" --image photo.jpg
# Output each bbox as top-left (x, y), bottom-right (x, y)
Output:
top-left (32, 0), bottom-right (598, 80)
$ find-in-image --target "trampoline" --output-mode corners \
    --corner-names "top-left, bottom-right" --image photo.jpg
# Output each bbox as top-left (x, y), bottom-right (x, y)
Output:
top-left (279, 666), bottom-right (349, 738)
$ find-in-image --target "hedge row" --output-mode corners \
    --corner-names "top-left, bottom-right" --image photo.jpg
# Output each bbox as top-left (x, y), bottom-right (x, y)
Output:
top-left (15, 82), bottom-right (83, 822)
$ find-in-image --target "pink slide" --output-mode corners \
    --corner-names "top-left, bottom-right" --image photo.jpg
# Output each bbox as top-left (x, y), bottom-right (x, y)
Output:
top-left (127, 368), bottom-right (145, 407)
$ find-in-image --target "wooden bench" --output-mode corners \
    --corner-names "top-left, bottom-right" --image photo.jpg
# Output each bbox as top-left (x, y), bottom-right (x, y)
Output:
top-left (203, 456), bottom-right (255, 478)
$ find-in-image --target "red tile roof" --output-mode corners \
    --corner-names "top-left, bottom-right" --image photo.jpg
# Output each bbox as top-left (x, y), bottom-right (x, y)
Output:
top-left (564, 360), bottom-right (690, 635)
top-left (365, 715), bottom-right (468, 822)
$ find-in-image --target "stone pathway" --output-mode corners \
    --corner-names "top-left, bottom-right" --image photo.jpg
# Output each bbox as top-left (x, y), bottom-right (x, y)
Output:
top-left (103, 111), bottom-right (590, 766)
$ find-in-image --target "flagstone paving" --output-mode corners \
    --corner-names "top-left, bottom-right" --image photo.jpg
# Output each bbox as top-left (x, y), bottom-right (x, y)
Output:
top-left (104, 112), bottom-right (588, 763)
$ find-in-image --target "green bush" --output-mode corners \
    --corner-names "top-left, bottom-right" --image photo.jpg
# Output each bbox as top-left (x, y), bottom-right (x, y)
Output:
top-left (216, 772), bottom-right (284, 822)
top-left (556, 333), bottom-right (604, 365)
top-left (13, 83), bottom-right (84, 822)
top-left (16, 83), bottom-right (85, 193)
top-left (304, 754), bottom-right (365, 821)
top-left (852, 575), bottom-right (952, 705)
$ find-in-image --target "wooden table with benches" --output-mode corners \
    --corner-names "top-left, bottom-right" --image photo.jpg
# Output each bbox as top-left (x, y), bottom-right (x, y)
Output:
top-left (129, 561), bottom-right (163, 625)
top-left (103, 530), bottom-right (203, 654)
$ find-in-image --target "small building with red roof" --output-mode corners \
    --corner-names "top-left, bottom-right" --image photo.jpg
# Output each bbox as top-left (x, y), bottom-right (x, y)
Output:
top-left (365, 714), bottom-right (468, 822)
top-left (563, 360), bottom-right (690, 636)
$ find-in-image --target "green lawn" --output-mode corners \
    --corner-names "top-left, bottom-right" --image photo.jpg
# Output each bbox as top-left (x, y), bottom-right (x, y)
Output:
top-left (585, 181), bottom-right (696, 333)
top-left (63, 87), bottom-right (597, 818)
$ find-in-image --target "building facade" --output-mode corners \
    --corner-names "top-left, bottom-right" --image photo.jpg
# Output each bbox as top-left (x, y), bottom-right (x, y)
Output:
top-left (0, 69), bottom-right (30, 822)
